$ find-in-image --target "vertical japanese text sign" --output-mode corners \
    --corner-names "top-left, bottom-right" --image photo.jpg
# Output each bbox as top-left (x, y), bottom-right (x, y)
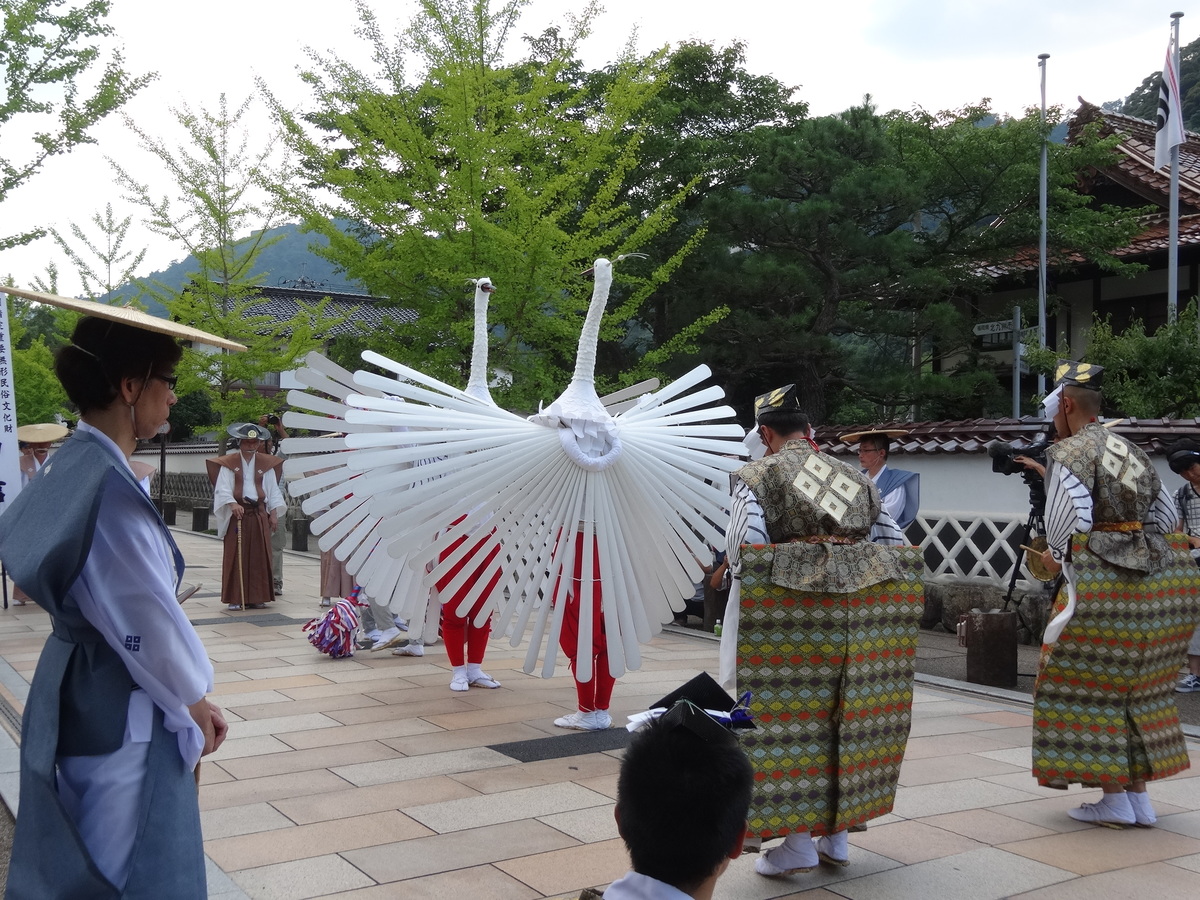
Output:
top-left (0, 296), bottom-right (22, 513)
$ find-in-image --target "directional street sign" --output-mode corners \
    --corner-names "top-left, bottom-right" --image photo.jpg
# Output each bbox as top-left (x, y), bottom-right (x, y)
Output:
top-left (972, 320), bottom-right (1010, 336)
top-left (973, 321), bottom-right (1041, 342)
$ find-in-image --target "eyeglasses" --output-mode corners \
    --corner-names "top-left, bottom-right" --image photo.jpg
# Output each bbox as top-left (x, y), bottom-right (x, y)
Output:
top-left (152, 373), bottom-right (179, 391)
top-left (857, 447), bottom-right (883, 456)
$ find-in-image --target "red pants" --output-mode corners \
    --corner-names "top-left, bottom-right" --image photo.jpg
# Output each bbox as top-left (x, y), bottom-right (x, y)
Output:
top-left (438, 523), bottom-right (502, 667)
top-left (557, 533), bottom-right (616, 710)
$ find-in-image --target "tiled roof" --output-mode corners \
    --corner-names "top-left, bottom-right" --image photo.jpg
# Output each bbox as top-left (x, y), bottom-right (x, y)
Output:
top-left (978, 212), bottom-right (1200, 277)
top-left (981, 102), bottom-right (1200, 279)
top-left (1071, 100), bottom-right (1200, 209)
top-left (817, 418), bottom-right (1200, 457)
top-left (246, 285), bottom-right (417, 338)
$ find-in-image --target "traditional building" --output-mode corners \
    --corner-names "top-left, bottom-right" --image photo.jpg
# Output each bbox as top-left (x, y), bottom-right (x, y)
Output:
top-left (978, 101), bottom-right (1200, 376)
top-left (239, 283), bottom-right (418, 393)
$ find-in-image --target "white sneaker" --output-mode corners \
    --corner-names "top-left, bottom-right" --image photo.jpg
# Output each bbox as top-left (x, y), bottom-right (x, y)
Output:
top-left (319, 597), bottom-right (332, 608)
top-left (1176, 673), bottom-right (1200, 693)
top-left (370, 626), bottom-right (406, 651)
top-left (553, 710), bottom-right (610, 731)
top-left (392, 643), bottom-right (424, 657)
top-left (1068, 798), bottom-right (1135, 828)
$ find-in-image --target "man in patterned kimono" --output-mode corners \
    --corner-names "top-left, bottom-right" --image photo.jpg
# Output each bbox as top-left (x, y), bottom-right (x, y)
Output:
top-left (719, 384), bottom-right (922, 878)
top-left (1033, 361), bottom-right (1200, 827)
top-left (208, 423), bottom-right (286, 610)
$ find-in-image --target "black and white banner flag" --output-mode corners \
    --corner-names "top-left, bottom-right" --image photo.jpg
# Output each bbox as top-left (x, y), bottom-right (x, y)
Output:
top-left (1155, 34), bottom-right (1185, 172)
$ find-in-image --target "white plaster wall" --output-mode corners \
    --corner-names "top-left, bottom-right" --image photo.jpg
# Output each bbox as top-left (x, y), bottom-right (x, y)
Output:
top-left (829, 453), bottom-right (1184, 520)
top-left (140, 445), bottom-right (1190, 521)
top-left (131, 445), bottom-right (214, 477)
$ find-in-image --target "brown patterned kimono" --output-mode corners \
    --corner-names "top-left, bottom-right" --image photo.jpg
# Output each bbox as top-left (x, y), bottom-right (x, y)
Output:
top-left (734, 440), bottom-right (924, 838)
top-left (1034, 424), bottom-right (1200, 788)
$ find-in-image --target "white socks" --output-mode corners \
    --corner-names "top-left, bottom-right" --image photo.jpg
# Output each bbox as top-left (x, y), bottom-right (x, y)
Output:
top-left (1100, 792), bottom-right (1134, 816)
top-left (823, 830), bottom-right (848, 858)
top-left (770, 832), bottom-right (819, 869)
top-left (1127, 790), bottom-right (1156, 826)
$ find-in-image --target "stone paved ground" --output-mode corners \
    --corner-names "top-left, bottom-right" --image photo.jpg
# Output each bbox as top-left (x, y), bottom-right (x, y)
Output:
top-left (1, 528), bottom-right (1199, 899)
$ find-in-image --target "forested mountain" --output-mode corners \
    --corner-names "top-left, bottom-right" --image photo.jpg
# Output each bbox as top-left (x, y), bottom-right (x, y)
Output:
top-left (1105, 34), bottom-right (1200, 130)
top-left (107, 223), bottom-right (361, 314)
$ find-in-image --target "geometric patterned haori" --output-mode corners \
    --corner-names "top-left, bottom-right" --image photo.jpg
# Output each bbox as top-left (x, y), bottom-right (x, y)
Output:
top-left (1033, 534), bottom-right (1200, 788)
top-left (737, 544), bottom-right (925, 838)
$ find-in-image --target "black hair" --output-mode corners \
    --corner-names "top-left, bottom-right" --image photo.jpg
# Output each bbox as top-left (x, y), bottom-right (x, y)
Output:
top-left (1167, 438), bottom-right (1200, 475)
top-left (755, 407), bottom-right (810, 437)
top-left (615, 718), bottom-right (752, 892)
top-left (55, 316), bottom-right (182, 415)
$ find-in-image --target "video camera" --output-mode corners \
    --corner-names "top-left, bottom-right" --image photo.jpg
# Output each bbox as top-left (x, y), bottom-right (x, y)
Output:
top-left (988, 436), bottom-right (1052, 516)
top-left (988, 438), bottom-right (1050, 476)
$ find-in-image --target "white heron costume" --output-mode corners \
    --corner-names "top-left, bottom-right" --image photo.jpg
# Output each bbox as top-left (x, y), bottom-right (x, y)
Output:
top-left (282, 258), bottom-right (745, 680)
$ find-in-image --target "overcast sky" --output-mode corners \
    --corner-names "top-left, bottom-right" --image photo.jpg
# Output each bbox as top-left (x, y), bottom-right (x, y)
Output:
top-left (1, 0), bottom-right (1189, 294)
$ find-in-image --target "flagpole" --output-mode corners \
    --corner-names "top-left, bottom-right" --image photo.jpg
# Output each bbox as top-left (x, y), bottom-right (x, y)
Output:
top-left (1038, 53), bottom-right (1050, 400)
top-left (1169, 11), bottom-right (1183, 326)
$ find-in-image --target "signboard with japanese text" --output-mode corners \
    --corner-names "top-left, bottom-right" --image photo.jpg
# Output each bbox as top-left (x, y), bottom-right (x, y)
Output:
top-left (0, 298), bottom-right (20, 513)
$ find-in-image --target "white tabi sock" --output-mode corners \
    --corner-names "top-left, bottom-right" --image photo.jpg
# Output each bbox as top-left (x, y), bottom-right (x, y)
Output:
top-left (1099, 792), bottom-right (1135, 816)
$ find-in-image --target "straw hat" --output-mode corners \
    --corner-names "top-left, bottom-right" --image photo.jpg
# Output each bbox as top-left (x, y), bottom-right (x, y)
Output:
top-left (840, 427), bottom-right (908, 444)
top-left (0, 285), bottom-right (247, 352)
top-left (16, 422), bottom-right (68, 443)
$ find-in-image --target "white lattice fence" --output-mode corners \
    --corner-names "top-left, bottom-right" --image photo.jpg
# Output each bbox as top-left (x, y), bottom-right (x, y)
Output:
top-left (906, 512), bottom-right (1032, 582)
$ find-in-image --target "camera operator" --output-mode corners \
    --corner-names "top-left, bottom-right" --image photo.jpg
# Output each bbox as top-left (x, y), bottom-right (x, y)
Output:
top-left (259, 413), bottom-right (290, 595)
top-left (1013, 454), bottom-right (1046, 478)
top-left (988, 436), bottom-right (1052, 519)
top-left (258, 413), bottom-right (287, 455)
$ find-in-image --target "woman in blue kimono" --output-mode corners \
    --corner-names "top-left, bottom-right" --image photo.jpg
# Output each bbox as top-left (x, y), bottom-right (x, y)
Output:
top-left (0, 311), bottom-right (227, 899)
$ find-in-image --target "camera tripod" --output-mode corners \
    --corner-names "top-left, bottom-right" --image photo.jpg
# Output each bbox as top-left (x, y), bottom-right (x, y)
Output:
top-left (1001, 508), bottom-right (1046, 636)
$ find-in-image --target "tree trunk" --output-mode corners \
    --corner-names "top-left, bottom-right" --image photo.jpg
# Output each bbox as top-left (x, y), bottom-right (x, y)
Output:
top-left (794, 356), bottom-right (826, 425)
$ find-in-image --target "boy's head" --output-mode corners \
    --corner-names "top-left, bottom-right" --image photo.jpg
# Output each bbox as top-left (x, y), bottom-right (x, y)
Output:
top-left (614, 715), bottom-right (752, 894)
top-left (1169, 439), bottom-right (1200, 483)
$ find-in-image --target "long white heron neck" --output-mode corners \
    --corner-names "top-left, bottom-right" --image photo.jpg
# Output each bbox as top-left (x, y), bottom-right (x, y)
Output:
top-left (570, 261), bottom-right (612, 387)
top-left (464, 284), bottom-right (494, 404)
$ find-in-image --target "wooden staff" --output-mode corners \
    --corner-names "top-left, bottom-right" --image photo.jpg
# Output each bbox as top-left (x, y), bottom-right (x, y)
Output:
top-left (236, 516), bottom-right (246, 610)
